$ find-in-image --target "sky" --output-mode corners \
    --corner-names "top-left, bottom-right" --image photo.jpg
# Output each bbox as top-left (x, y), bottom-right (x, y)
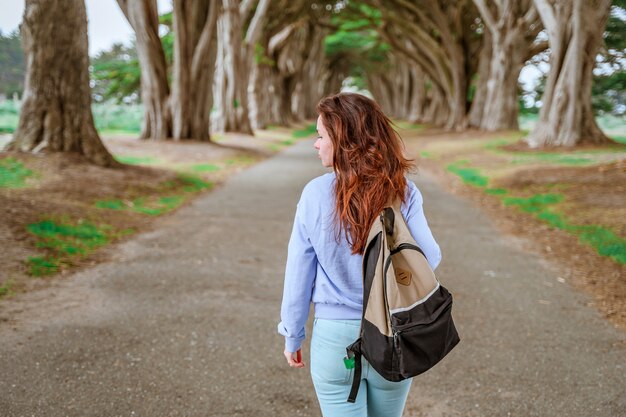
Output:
top-left (0, 0), bottom-right (540, 90)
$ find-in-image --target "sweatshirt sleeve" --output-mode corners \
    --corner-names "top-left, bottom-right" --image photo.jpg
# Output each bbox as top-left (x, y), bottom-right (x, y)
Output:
top-left (404, 182), bottom-right (442, 271)
top-left (277, 187), bottom-right (318, 352)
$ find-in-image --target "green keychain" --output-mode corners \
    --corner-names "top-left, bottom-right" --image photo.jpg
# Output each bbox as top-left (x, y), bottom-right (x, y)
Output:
top-left (343, 355), bottom-right (355, 369)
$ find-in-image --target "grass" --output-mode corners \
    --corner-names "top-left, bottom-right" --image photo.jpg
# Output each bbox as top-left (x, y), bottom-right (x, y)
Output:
top-left (443, 153), bottom-right (626, 264)
top-left (96, 195), bottom-right (185, 216)
top-left (292, 123), bottom-right (317, 138)
top-left (393, 121), bottom-right (424, 130)
top-left (502, 193), bottom-right (626, 264)
top-left (189, 163), bottom-right (221, 173)
top-left (25, 218), bottom-right (122, 276)
top-left (0, 156), bottom-right (34, 188)
top-left (114, 155), bottom-right (161, 165)
top-left (446, 160), bottom-right (489, 187)
top-left (612, 136), bottom-right (626, 145)
top-left (0, 101), bottom-right (144, 136)
top-left (96, 174), bottom-right (212, 216)
top-left (0, 280), bottom-right (15, 298)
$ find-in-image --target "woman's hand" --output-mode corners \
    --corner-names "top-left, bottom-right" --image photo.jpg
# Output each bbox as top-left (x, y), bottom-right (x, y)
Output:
top-left (284, 348), bottom-right (305, 368)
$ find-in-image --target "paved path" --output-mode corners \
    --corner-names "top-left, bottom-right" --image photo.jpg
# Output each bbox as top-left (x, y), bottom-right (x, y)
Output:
top-left (1, 140), bottom-right (625, 417)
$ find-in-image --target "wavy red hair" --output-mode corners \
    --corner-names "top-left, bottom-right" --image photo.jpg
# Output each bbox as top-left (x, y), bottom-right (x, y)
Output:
top-left (316, 93), bottom-right (416, 255)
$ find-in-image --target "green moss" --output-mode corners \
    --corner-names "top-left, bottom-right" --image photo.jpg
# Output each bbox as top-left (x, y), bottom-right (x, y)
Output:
top-left (0, 157), bottom-right (34, 188)
top-left (420, 151), bottom-right (432, 158)
top-left (446, 160), bottom-right (489, 188)
top-left (612, 135), bottom-right (626, 145)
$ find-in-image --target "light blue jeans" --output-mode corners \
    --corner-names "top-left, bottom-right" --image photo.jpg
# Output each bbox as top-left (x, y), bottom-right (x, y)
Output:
top-left (310, 318), bottom-right (412, 417)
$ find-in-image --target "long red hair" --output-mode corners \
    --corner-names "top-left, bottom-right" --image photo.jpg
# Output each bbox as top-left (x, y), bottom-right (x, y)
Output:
top-left (316, 93), bottom-right (416, 255)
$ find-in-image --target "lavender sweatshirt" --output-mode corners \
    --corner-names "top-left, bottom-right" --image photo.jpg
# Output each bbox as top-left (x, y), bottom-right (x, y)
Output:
top-left (277, 172), bottom-right (442, 352)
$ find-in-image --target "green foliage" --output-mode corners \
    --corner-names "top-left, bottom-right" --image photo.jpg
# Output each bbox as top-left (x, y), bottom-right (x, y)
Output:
top-left (592, 71), bottom-right (625, 115)
top-left (0, 157), bottom-right (34, 188)
top-left (323, 3), bottom-right (389, 88)
top-left (90, 43), bottom-right (141, 104)
top-left (159, 12), bottom-right (174, 68)
top-left (254, 43), bottom-right (275, 66)
top-left (0, 30), bottom-right (24, 97)
top-left (89, 11), bottom-right (174, 104)
top-left (446, 160), bottom-right (489, 187)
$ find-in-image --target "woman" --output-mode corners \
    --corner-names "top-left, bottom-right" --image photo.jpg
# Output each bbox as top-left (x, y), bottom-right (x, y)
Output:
top-left (277, 92), bottom-right (442, 416)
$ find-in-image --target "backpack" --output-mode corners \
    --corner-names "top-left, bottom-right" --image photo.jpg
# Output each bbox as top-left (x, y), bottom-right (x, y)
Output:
top-left (345, 198), bottom-right (460, 403)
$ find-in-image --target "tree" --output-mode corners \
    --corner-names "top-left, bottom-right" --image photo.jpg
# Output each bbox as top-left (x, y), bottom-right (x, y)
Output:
top-left (90, 42), bottom-right (140, 104)
top-left (213, 0), bottom-right (271, 134)
top-left (472, 0), bottom-right (545, 130)
top-left (526, 0), bottom-right (613, 147)
top-left (170, 0), bottom-right (219, 140)
top-left (358, 0), bottom-right (483, 130)
top-left (117, 0), bottom-right (172, 139)
top-left (7, 0), bottom-right (115, 167)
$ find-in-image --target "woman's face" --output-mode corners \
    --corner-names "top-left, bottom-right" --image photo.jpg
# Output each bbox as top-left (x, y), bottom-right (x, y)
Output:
top-left (315, 115), bottom-right (334, 168)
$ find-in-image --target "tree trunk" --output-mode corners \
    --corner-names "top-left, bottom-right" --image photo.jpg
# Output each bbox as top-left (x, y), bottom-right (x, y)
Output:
top-left (170, 0), bottom-right (219, 141)
top-left (8, 0), bottom-right (115, 166)
top-left (214, 0), bottom-right (270, 134)
top-left (468, 28), bottom-right (492, 128)
top-left (117, 0), bottom-right (171, 140)
top-left (526, 0), bottom-right (612, 147)
top-left (407, 66), bottom-right (427, 123)
top-left (473, 0), bottom-right (542, 131)
top-left (217, 3), bottom-right (252, 133)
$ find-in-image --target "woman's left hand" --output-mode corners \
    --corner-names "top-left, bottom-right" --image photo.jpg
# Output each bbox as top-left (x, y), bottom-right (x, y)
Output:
top-left (284, 349), bottom-right (305, 368)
